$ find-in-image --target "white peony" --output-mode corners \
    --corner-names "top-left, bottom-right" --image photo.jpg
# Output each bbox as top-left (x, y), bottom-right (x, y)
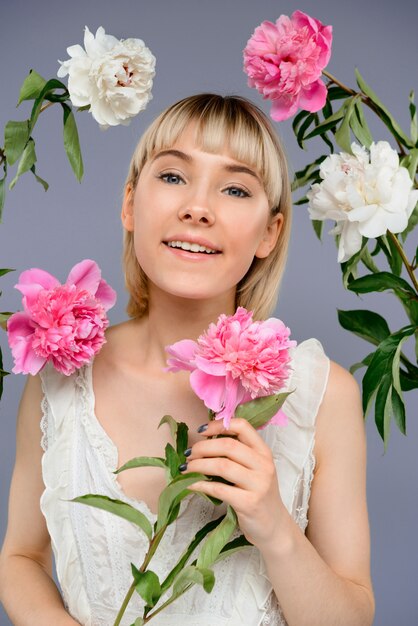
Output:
top-left (58, 26), bottom-right (156, 129)
top-left (307, 141), bottom-right (418, 262)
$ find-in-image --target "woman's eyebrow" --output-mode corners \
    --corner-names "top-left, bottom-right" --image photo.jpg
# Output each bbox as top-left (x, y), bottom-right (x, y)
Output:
top-left (152, 149), bottom-right (192, 163)
top-left (152, 149), bottom-right (261, 183)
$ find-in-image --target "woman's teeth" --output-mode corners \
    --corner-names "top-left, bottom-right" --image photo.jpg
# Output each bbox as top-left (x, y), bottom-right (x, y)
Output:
top-left (167, 241), bottom-right (218, 254)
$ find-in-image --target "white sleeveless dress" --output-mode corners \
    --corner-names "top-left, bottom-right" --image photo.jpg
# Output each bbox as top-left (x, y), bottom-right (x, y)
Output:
top-left (39, 338), bottom-right (329, 626)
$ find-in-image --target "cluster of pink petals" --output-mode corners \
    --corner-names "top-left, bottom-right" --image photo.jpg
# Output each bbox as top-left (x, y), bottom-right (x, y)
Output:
top-left (243, 10), bottom-right (332, 121)
top-left (7, 260), bottom-right (116, 376)
top-left (166, 307), bottom-right (296, 429)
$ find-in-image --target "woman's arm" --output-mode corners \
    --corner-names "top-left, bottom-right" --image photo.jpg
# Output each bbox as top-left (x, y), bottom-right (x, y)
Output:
top-left (185, 360), bottom-right (375, 626)
top-left (253, 361), bottom-right (374, 626)
top-left (0, 375), bottom-right (80, 625)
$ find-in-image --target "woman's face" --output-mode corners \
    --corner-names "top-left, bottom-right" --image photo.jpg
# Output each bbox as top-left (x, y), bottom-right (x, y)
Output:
top-left (122, 123), bottom-right (283, 308)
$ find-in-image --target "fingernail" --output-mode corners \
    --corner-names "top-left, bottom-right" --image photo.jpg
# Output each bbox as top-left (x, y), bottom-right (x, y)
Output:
top-left (197, 423), bottom-right (208, 433)
top-left (184, 447), bottom-right (192, 457)
top-left (178, 462), bottom-right (188, 472)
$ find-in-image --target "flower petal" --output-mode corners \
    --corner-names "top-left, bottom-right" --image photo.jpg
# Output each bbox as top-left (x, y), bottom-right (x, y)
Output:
top-left (66, 259), bottom-right (101, 293)
top-left (7, 312), bottom-right (46, 375)
top-left (95, 279), bottom-right (117, 311)
top-left (190, 370), bottom-right (226, 413)
top-left (166, 340), bottom-right (198, 372)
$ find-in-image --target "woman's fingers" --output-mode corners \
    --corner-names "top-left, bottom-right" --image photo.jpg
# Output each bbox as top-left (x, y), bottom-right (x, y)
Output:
top-left (196, 417), bottom-right (272, 455)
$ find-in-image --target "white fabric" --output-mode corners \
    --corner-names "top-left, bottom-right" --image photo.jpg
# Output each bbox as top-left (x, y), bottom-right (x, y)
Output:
top-left (39, 338), bottom-right (330, 626)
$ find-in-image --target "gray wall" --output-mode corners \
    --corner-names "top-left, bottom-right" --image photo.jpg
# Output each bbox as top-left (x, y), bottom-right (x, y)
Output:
top-left (1, 1), bottom-right (417, 624)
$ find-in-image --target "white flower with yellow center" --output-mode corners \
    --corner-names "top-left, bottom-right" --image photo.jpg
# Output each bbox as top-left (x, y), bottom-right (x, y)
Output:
top-left (58, 26), bottom-right (155, 129)
top-left (308, 141), bottom-right (418, 262)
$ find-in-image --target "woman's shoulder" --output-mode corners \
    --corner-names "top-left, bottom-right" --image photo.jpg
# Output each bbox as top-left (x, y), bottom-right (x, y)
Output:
top-left (314, 356), bottom-right (365, 469)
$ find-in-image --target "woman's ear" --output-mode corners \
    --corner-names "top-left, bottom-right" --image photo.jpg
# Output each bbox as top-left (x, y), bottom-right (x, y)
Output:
top-left (121, 184), bottom-right (135, 232)
top-left (255, 213), bottom-right (284, 259)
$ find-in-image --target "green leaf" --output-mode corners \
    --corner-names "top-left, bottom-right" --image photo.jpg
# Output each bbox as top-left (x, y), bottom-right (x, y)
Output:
top-left (215, 533), bottom-right (252, 563)
top-left (337, 309), bottom-right (391, 346)
top-left (132, 618), bottom-right (144, 626)
top-left (409, 90), bottom-right (417, 145)
top-left (165, 442), bottom-right (181, 479)
top-left (0, 268), bottom-right (14, 277)
top-left (4, 120), bottom-right (30, 166)
top-left (197, 505), bottom-right (237, 569)
top-left (114, 456), bottom-right (166, 474)
top-left (176, 421), bottom-right (189, 457)
top-left (390, 386), bottom-right (406, 435)
top-left (363, 326), bottom-right (416, 422)
top-left (347, 272), bottom-right (415, 295)
top-left (386, 234), bottom-right (403, 276)
top-left (401, 200), bottom-right (418, 242)
top-left (71, 494), bottom-right (153, 540)
top-left (0, 348), bottom-right (5, 401)
top-left (160, 514), bottom-right (225, 593)
top-left (172, 565), bottom-right (215, 596)
top-left (349, 351), bottom-right (374, 375)
top-left (360, 247), bottom-right (380, 274)
top-left (335, 97), bottom-right (356, 153)
top-left (0, 312), bottom-right (13, 330)
top-left (312, 219), bottom-right (323, 240)
top-left (400, 368), bottom-right (418, 391)
top-left (374, 376), bottom-right (392, 446)
top-left (327, 86), bottom-right (350, 101)
top-left (350, 101), bottom-right (373, 148)
top-left (29, 78), bottom-right (69, 133)
top-left (355, 69), bottom-right (412, 148)
top-left (30, 164), bottom-right (49, 191)
top-left (158, 414), bottom-right (178, 442)
top-left (291, 155), bottom-right (326, 192)
top-left (405, 147), bottom-right (418, 182)
top-left (9, 138), bottom-right (37, 190)
top-left (17, 70), bottom-right (47, 105)
top-left (0, 176), bottom-right (5, 222)
top-left (234, 391), bottom-right (294, 429)
top-left (340, 240), bottom-right (367, 288)
top-left (156, 473), bottom-right (208, 532)
top-left (62, 103), bottom-right (83, 182)
top-left (293, 195), bottom-right (309, 206)
top-left (295, 113), bottom-right (316, 149)
top-left (131, 565), bottom-right (162, 608)
top-left (304, 104), bottom-right (346, 140)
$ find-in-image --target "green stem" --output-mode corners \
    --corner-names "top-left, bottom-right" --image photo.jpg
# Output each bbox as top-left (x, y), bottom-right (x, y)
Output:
top-left (113, 525), bottom-right (168, 626)
top-left (387, 230), bottom-right (418, 293)
top-left (113, 580), bottom-right (137, 626)
top-left (40, 101), bottom-right (55, 114)
top-left (0, 147), bottom-right (5, 168)
top-left (322, 70), bottom-right (406, 156)
top-left (143, 587), bottom-right (192, 623)
top-left (322, 70), bottom-right (357, 96)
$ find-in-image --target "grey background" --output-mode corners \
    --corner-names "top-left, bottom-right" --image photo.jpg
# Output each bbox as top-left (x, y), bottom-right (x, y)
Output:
top-left (0, 0), bottom-right (417, 624)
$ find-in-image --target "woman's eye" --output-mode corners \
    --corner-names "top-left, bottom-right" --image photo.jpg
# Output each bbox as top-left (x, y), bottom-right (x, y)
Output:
top-left (224, 186), bottom-right (250, 198)
top-left (159, 172), bottom-right (184, 185)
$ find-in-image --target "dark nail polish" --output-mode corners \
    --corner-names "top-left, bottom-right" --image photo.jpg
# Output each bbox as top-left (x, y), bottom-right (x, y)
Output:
top-left (184, 447), bottom-right (192, 457)
top-left (178, 462), bottom-right (188, 472)
top-left (197, 423), bottom-right (208, 433)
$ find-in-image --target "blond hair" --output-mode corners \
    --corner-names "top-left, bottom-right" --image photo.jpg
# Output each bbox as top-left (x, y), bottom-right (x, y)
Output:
top-left (123, 93), bottom-right (292, 320)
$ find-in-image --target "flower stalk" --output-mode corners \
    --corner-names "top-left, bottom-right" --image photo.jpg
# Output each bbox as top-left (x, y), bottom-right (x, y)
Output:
top-left (387, 231), bottom-right (418, 294)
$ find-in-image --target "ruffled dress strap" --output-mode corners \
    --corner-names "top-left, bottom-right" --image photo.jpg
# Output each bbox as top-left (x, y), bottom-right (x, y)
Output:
top-left (39, 362), bottom-right (93, 626)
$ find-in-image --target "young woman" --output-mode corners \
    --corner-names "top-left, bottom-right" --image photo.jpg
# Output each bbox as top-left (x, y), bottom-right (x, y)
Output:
top-left (0, 94), bottom-right (375, 625)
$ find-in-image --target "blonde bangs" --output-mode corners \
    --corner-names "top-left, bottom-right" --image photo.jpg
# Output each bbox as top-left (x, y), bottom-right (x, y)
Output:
top-left (126, 95), bottom-right (283, 211)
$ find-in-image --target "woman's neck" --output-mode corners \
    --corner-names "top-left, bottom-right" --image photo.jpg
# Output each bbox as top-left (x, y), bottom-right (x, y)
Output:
top-left (137, 287), bottom-right (236, 369)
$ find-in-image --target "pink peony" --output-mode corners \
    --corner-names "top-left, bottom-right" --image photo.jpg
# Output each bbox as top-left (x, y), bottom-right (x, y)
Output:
top-left (7, 259), bottom-right (116, 376)
top-left (243, 10), bottom-right (332, 121)
top-left (166, 307), bottom-right (296, 429)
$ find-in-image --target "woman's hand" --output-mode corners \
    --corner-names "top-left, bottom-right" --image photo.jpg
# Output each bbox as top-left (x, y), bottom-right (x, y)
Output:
top-left (182, 417), bottom-right (288, 549)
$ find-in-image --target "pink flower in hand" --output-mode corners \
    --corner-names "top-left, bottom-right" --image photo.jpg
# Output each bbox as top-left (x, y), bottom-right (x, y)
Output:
top-left (7, 259), bottom-right (116, 376)
top-left (166, 307), bottom-right (296, 429)
top-left (243, 10), bottom-right (332, 121)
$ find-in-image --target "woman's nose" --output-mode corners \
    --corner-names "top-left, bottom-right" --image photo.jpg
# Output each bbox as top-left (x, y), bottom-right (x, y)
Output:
top-left (177, 194), bottom-right (215, 226)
